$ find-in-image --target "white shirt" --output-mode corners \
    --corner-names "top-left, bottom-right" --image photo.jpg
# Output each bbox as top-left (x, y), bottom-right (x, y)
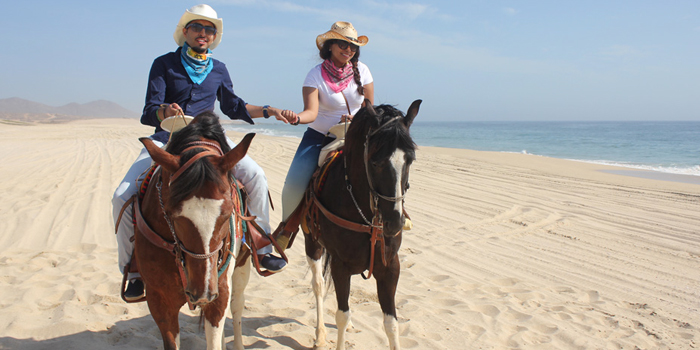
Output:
top-left (303, 61), bottom-right (373, 134)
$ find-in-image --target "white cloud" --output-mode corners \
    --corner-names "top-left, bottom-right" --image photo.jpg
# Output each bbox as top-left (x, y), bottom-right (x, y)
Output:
top-left (503, 7), bottom-right (518, 16)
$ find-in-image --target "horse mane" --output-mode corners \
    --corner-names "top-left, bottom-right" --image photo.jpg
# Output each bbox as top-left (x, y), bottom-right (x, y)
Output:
top-left (165, 111), bottom-right (231, 205)
top-left (348, 104), bottom-right (416, 162)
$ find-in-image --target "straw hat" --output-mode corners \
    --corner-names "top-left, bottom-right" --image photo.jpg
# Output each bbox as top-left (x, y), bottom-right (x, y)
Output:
top-left (316, 21), bottom-right (368, 50)
top-left (173, 4), bottom-right (223, 50)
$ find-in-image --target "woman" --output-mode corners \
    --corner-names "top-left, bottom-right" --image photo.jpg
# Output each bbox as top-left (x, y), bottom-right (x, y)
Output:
top-left (275, 21), bottom-right (374, 250)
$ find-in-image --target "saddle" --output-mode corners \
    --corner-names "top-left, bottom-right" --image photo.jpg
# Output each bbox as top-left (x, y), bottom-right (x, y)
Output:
top-left (116, 165), bottom-right (285, 304)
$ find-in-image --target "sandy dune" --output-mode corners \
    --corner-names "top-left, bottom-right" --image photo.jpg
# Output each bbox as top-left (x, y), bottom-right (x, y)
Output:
top-left (0, 118), bottom-right (697, 349)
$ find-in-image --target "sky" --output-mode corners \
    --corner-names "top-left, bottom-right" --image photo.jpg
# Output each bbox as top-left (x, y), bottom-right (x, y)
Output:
top-left (1, 0), bottom-right (699, 121)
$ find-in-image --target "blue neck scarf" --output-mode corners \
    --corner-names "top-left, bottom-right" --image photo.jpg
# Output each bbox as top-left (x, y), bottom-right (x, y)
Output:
top-left (180, 43), bottom-right (213, 85)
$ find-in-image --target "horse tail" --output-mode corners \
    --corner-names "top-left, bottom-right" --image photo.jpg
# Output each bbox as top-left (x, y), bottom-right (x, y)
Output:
top-left (322, 251), bottom-right (334, 292)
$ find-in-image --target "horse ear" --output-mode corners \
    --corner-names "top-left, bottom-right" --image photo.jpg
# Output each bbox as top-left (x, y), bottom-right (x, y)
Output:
top-left (363, 99), bottom-right (375, 114)
top-left (140, 137), bottom-right (180, 172)
top-left (221, 133), bottom-right (256, 172)
top-left (404, 99), bottom-right (422, 128)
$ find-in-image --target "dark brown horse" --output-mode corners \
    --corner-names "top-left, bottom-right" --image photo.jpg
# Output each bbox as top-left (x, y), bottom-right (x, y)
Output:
top-left (302, 100), bottom-right (421, 349)
top-left (135, 112), bottom-right (253, 350)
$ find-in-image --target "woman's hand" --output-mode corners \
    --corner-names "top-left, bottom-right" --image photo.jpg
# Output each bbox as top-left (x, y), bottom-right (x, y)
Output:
top-left (340, 114), bottom-right (353, 123)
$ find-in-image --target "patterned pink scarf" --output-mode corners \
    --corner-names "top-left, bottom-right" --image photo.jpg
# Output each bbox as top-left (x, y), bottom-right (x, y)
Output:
top-left (321, 59), bottom-right (354, 93)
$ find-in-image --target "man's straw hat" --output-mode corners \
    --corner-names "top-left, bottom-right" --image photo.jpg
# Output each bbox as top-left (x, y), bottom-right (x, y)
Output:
top-left (173, 4), bottom-right (223, 50)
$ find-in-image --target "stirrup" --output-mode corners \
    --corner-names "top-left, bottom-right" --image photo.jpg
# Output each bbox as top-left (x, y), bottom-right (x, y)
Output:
top-left (403, 218), bottom-right (413, 231)
top-left (272, 221), bottom-right (297, 254)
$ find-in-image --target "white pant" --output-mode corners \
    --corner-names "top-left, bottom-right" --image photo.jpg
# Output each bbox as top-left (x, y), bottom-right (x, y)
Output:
top-left (113, 137), bottom-right (272, 278)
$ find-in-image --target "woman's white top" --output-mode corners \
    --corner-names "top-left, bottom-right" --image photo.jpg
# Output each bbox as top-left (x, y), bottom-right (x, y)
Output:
top-left (303, 61), bottom-right (373, 134)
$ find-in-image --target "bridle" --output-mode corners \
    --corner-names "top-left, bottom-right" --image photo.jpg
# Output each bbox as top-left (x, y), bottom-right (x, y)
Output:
top-left (343, 115), bottom-right (406, 232)
top-left (156, 141), bottom-right (233, 296)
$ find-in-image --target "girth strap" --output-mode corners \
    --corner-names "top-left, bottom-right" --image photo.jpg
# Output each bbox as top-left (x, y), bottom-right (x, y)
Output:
top-left (308, 190), bottom-right (386, 279)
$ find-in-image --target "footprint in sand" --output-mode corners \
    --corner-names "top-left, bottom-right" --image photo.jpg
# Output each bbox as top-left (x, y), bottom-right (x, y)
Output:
top-left (429, 274), bottom-right (450, 282)
top-left (578, 290), bottom-right (600, 303)
top-left (471, 304), bottom-right (501, 318)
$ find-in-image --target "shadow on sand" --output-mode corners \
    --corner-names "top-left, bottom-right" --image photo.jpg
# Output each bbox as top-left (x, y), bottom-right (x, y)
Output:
top-left (0, 313), bottom-right (311, 350)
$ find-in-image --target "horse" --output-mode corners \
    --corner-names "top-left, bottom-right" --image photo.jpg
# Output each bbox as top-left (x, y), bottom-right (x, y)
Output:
top-left (134, 112), bottom-right (253, 350)
top-left (302, 100), bottom-right (421, 350)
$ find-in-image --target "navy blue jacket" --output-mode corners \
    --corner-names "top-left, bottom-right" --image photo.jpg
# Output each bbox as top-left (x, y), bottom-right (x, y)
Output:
top-left (142, 47), bottom-right (253, 143)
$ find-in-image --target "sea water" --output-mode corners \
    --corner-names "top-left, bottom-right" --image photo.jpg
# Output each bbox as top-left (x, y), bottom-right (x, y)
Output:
top-left (225, 121), bottom-right (700, 177)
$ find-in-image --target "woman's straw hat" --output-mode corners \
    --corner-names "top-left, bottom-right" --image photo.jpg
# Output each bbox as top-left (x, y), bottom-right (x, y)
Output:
top-left (316, 21), bottom-right (368, 50)
top-left (173, 4), bottom-right (223, 50)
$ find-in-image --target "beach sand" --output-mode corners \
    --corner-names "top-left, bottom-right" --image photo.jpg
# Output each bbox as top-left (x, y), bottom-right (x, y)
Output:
top-left (0, 118), bottom-right (698, 349)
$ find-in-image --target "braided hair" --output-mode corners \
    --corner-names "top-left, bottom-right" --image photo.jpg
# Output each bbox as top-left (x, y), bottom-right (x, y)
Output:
top-left (320, 40), bottom-right (364, 96)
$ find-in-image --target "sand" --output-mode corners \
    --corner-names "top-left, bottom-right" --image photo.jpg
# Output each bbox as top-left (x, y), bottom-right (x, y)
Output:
top-left (0, 118), bottom-right (698, 349)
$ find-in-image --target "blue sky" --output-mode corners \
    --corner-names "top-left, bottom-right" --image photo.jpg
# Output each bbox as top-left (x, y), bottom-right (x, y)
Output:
top-left (2, 0), bottom-right (698, 121)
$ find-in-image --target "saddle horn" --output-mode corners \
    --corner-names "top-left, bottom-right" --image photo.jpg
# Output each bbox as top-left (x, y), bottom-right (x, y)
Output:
top-left (404, 100), bottom-right (422, 128)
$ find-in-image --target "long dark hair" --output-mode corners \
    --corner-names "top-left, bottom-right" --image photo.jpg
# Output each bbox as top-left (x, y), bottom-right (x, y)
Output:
top-left (320, 40), bottom-right (364, 96)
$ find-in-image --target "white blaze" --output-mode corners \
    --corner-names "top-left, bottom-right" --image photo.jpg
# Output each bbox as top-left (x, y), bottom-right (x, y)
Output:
top-left (389, 149), bottom-right (405, 214)
top-left (177, 197), bottom-right (224, 293)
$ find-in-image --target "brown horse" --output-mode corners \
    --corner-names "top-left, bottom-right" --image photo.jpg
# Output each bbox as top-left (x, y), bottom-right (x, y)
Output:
top-left (134, 112), bottom-right (253, 350)
top-left (303, 100), bottom-right (421, 349)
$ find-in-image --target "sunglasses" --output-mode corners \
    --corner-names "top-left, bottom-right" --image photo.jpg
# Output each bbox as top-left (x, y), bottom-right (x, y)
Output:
top-left (335, 40), bottom-right (358, 52)
top-left (186, 22), bottom-right (217, 36)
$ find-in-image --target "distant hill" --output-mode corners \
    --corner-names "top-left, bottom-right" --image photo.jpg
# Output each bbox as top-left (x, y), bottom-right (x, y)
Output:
top-left (0, 97), bottom-right (140, 123)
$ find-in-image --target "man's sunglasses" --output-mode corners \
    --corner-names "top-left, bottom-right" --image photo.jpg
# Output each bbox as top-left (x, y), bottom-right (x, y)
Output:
top-left (335, 40), bottom-right (359, 52)
top-left (186, 22), bottom-right (217, 36)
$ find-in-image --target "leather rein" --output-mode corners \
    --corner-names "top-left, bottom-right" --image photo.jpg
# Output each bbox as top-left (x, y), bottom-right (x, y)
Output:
top-left (310, 115), bottom-right (406, 279)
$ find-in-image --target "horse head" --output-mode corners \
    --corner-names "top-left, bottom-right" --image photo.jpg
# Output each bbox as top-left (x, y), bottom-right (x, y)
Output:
top-left (345, 100), bottom-right (421, 236)
top-left (140, 112), bottom-right (254, 305)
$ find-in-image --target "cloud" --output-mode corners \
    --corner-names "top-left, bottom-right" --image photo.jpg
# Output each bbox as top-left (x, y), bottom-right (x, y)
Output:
top-left (503, 7), bottom-right (518, 16)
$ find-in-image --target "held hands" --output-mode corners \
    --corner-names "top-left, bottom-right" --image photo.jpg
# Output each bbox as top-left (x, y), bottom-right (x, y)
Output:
top-left (271, 107), bottom-right (299, 125)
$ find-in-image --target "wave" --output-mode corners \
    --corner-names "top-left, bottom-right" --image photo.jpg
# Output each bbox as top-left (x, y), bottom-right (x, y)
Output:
top-left (574, 159), bottom-right (700, 177)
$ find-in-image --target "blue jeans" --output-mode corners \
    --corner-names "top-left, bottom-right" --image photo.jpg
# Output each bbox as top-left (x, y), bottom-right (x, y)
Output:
top-left (281, 128), bottom-right (333, 220)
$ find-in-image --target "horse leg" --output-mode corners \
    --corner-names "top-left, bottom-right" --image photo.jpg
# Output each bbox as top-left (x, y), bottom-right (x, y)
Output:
top-left (329, 259), bottom-right (352, 350)
top-left (146, 290), bottom-right (182, 350)
top-left (202, 270), bottom-right (233, 350)
top-left (305, 233), bottom-right (326, 348)
top-left (375, 258), bottom-right (401, 350)
top-left (230, 257), bottom-right (251, 350)
top-left (306, 255), bottom-right (327, 348)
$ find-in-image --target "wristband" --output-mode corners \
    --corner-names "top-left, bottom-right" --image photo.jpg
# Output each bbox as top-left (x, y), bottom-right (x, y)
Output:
top-left (262, 105), bottom-right (270, 119)
top-left (291, 116), bottom-right (300, 126)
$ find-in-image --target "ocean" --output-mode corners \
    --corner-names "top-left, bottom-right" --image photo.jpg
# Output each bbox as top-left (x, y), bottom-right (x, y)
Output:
top-left (225, 121), bottom-right (700, 177)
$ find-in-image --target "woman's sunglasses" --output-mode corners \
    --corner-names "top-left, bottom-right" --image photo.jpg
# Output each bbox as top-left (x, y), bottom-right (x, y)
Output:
top-left (186, 22), bottom-right (217, 36)
top-left (335, 40), bottom-right (359, 52)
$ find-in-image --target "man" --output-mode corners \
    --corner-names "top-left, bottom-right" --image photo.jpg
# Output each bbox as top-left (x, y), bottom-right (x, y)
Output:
top-left (113, 4), bottom-right (296, 301)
